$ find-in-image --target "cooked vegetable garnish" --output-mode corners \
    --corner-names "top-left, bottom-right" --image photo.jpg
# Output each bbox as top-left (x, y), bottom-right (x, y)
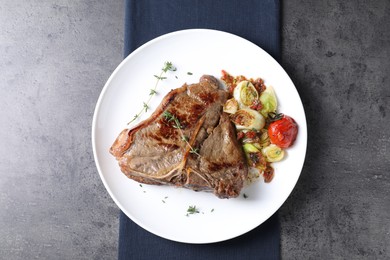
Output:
top-left (223, 98), bottom-right (239, 114)
top-left (243, 143), bottom-right (260, 154)
top-left (262, 144), bottom-right (285, 162)
top-left (258, 129), bottom-right (271, 148)
top-left (259, 86), bottom-right (277, 118)
top-left (268, 112), bottom-right (284, 122)
top-left (233, 81), bottom-right (259, 108)
top-left (231, 108), bottom-right (265, 131)
top-left (221, 71), bottom-right (298, 184)
top-left (242, 144), bottom-right (267, 171)
top-left (268, 115), bottom-right (298, 148)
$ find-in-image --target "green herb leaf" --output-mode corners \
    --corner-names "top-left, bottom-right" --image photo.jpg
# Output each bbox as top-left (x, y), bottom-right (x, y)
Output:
top-left (163, 61), bottom-right (176, 72)
top-left (154, 75), bottom-right (167, 80)
top-left (187, 205), bottom-right (199, 214)
top-left (143, 102), bottom-right (149, 112)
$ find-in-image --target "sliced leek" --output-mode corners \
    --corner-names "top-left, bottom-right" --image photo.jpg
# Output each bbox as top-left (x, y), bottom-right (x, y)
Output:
top-left (262, 144), bottom-right (284, 162)
top-left (233, 81), bottom-right (259, 108)
top-left (259, 129), bottom-right (271, 148)
top-left (223, 98), bottom-right (239, 114)
top-left (248, 130), bottom-right (270, 150)
top-left (231, 108), bottom-right (265, 131)
top-left (243, 143), bottom-right (260, 153)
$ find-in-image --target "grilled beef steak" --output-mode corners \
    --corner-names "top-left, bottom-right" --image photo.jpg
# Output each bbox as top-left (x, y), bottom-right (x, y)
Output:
top-left (110, 75), bottom-right (248, 198)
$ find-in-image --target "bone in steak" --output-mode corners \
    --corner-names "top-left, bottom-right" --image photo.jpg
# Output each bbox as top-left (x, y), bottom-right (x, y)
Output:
top-left (110, 75), bottom-right (248, 198)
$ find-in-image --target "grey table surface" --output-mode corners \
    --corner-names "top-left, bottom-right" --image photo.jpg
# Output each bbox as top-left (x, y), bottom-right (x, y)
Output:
top-left (1, 0), bottom-right (389, 259)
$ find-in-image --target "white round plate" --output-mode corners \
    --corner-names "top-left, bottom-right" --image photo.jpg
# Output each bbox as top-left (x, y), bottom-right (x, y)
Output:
top-left (92, 29), bottom-right (307, 244)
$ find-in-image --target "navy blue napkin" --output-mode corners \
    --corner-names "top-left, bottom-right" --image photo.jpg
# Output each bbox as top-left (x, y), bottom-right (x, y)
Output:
top-left (119, 1), bottom-right (280, 259)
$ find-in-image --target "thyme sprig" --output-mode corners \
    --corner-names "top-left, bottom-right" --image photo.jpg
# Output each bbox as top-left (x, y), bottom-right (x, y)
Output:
top-left (163, 111), bottom-right (200, 156)
top-left (186, 205), bottom-right (200, 216)
top-left (128, 62), bottom-right (176, 125)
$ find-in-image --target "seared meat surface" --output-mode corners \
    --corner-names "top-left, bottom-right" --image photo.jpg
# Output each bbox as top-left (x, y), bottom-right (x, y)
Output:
top-left (110, 75), bottom-right (247, 198)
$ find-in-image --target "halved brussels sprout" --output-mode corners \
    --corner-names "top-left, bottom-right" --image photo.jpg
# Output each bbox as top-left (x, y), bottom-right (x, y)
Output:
top-left (262, 144), bottom-right (285, 162)
top-left (223, 98), bottom-right (239, 114)
top-left (231, 108), bottom-right (265, 131)
top-left (233, 80), bottom-right (259, 108)
top-left (259, 86), bottom-right (277, 117)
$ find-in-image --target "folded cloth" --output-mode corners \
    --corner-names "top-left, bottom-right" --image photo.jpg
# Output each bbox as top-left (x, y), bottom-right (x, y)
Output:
top-left (119, 1), bottom-right (280, 259)
top-left (124, 0), bottom-right (280, 61)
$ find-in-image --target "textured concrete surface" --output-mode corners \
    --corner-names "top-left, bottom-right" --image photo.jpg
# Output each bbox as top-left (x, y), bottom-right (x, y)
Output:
top-left (279, 1), bottom-right (390, 259)
top-left (0, 1), bottom-right (123, 259)
top-left (0, 0), bottom-right (389, 259)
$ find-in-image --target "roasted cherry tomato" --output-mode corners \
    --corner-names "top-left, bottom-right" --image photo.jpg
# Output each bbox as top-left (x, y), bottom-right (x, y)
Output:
top-left (268, 115), bottom-right (298, 148)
